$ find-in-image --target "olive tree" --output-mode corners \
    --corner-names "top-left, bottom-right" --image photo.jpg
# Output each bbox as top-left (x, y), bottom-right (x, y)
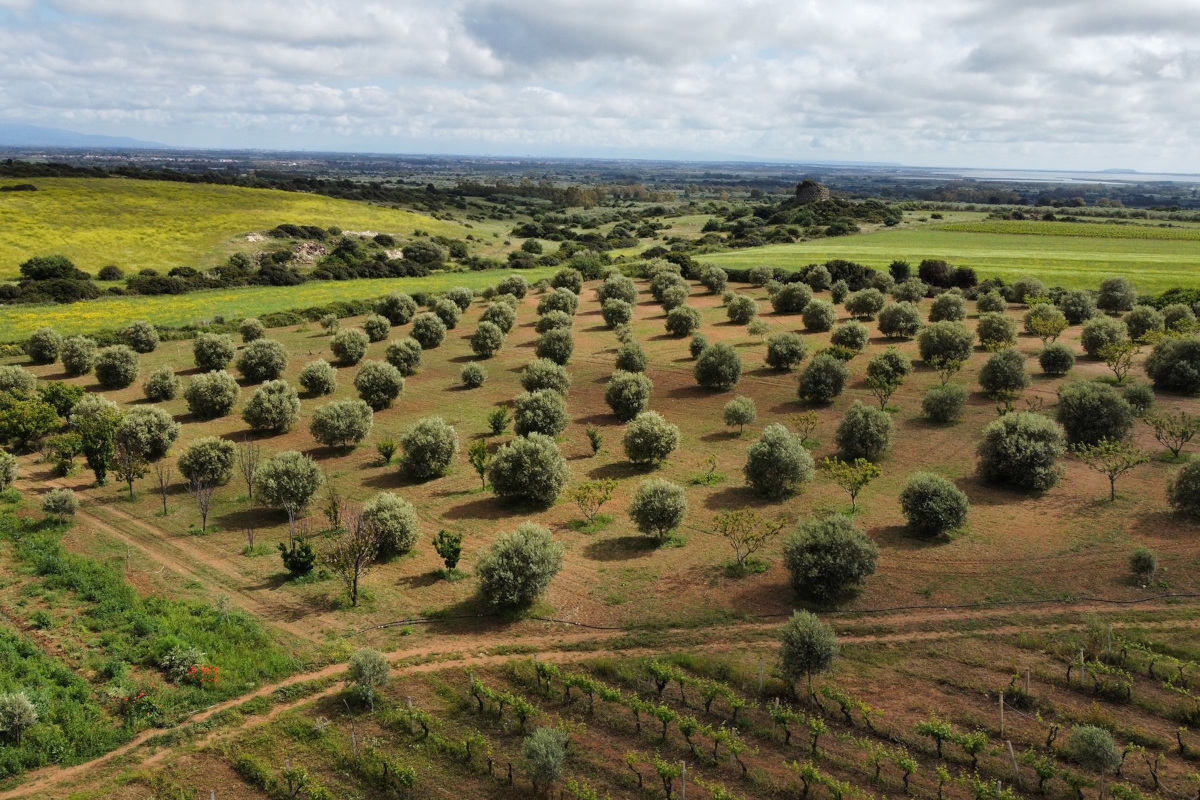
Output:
top-left (923, 385), bottom-right (968, 423)
top-left (772, 283), bottom-right (813, 314)
top-left (521, 358), bottom-right (572, 395)
top-left (1058, 290), bottom-right (1096, 325)
top-left (470, 321), bottom-right (506, 358)
top-left (192, 333), bottom-right (236, 372)
top-left (766, 333), bottom-right (808, 371)
top-left (977, 313), bottom-right (1018, 350)
top-left (400, 417), bottom-right (459, 480)
top-left (663, 305), bottom-right (700, 338)
top-left (976, 290), bottom-right (1007, 314)
top-left (899, 472), bottom-right (969, 536)
top-left (121, 320), bottom-right (160, 353)
top-left (1167, 460), bottom-right (1200, 517)
top-left (445, 286), bottom-right (475, 311)
top-left (917, 321), bottom-right (975, 365)
top-left (535, 328), bottom-right (574, 365)
top-left (551, 267), bottom-right (584, 295)
top-left (601, 299), bottom-right (634, 328)
top-left (778, 610), bottom-right (838, 702)
top-left (363, 313), bottom-right (391, 343)
top-left (142, 366), bottom-right (179, 402)
top-left (622, 411), bottom-right (680, 466)
top-left (461, 362), bottom-right (487, 388)
top-left (354, 361), bottom-right (405, 411)
top-left (877, 302), bottom-right (923, 339)
top-left (783, 515), bottom-right (879, 602)
top-left (535, 310), bottom-right (573, 335)
top-left (362, 492), bottom-right (420, 559)
top-left (845, 288), bottom-right (885, 320)
top-left (184, 370), bottom-right (240, 419)
top-left (242, 380), bottom-right (301, 434)
top-left (723, 395), bottom-right (757, 434)
top-left (310, 399), bottom-right (373, 448)
top-left (605, 371), bottom-right (652, 421)
top-left (26, 327), bottom-right (62, 365)
top-left (830, 321), bottom-right (869, 353)
top-left (597, 274), bottom-right (636, 304)
top-left (431, 298), bottom-right (463, 330)
top-left (42, 488), bottom-right (78, 520)
top-left (699, 266), bottom-right (728, 294)
top-left (481, 301), bottom-right (518, 333)
top-left (694, 343), bottom-right (742, 390)
top-left (1056, 381), bottom-right (1134, 445)
top-left (488, 433), bottom-right (569, 506)
top-left (239, 318), bottom-right (266, 343)
top-left (928, 292), bottom-right (966, 322)
top-left (798, 353), bottom-right (850, 405)
top-left (977, 412), bottom-right (1066, 491)
top-left (978, 349), bottom-right (1030, 401)
top-left (376, 292), bottom-right (418, 324)
top-left (802, 300), bottom-right (838, 333)
top-left (1146, 337), bottom-right (1200, 393)
top-left (1067, 725), bottom-right (1121, 792)
top-left (330, 328), bottom-right (370, 366)
top-left (61, 336), bottom-right (97, 377)
top-left (614, 341), bottom-right (648, 373)
top-left (347, 648), bottom-right (390, 710)
top-left (834, 401), bottom-right (892, 461)
top-left (410, 313), bottom-right (448, 350)
top-left (1164, 303), bottom-right (1196, 332)
top-left (94, 345), bottom-right (140, 389)
top-left (255, 451), bottom-right (324, 538)
top-left (744, 423), bottom-right (814, 499)
top-left (235, 338), bottom-right (288, 383)
top-left (497, 274), bottom-right (530, 299)
top-left (298, 360), bottom-right (338, 396)
top-left (1081, 316), bottom-right (1128, 358)
top-left (538, 287), bottom-right (579, 316)
top-left (476, 522), bottom-right (565, 607)
top-left (384, 338), bottom-right (423, 376)
top-left (514, 389), bottom-right (569, 437)
top-left (726, 294), bottom-right (759, 325)
top-left (1097, 277), bottom-right (1136, 314)
top-left (628, 478), bottom-right (687, 540)
top-left (116, 406), bottom-right (181, 463)
top-left (178, 436), bottom-right (237, 486)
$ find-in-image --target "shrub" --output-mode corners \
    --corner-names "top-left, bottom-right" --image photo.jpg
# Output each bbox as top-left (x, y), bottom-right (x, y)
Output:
top-left (783, 515), bottom-right (878, 601)
top-left (535, 328), bottom-right (574, 365)
top-left (1081, 315), bottom-right (1129, 358)
top-left (0, 366), bottom-right (34, 397)
top-left (1145, 337), bottom-right (1200, 393)
top-left (517, 359), bottom-right (570, 396)
top-left (929, 293), bottom-right (966, 322)
top-left (551, 267), bottom-right (584, 295)
top-left (977, 312), bottom-right (1018, 350)
top-left (330, 328), bottom-right (370, 366)
top-left (362, 314), bottom-right (391, 343)
top-left (976, 290), bottom-right (1007, 313)
top-left (867, 348), bottom-right (913, 383)
top-left (805, 264), bottom-right (832, 291)
top-left (184, 370), bottom-right (240, 419)
top-left (488, 433), bottom-right (569, 505)
top-left (476, 522), bottom-right (564, 607)
top-left (42, 488), bottom-right (78, 519)
top-left (469, 321), bottom-right (506, 359)
top-left (239, 318), bottom-right (266, 343)
top-left (917, 321), bottom-right (975, 365)
top-left (1130, 547), bottom-right (1157, 580)
top-left (407, 313), bottom-right (447, 350)
top-left (977, 412), bottom-right (1066, 491)
top-left (830, 280), bottom-right (850, 304)
top-left (362, 493), bottom-right (420, 559)
top-left (614, 341), bottom-right (648, 373)
top-left (1167, 460), bottom-right (1200, 517)
top-left (93, 345), bottom-right (140, 389)
top-left (514, 389), bottom-right (569, 437)
top-left (376, 292), bottom-right (418, 324)
top-left (605, 371), bottom-right (652, 421)
top-left (0, 451), bottom-right (16, 491)
top-left (116, 406), bottom-right (180, 462)
top-left (235, 339), bottom-right (288, 383)
top-left (497, 275), bottom-right (530, 299)
top-left (835, 401), bottom-right (892, 460)
top-left (1123, 383), bottom-right (1155, 415)
top-left (830, 321), bottom-right (869, 353)
top-left (1058, 290), bottom-right (1096, 325)
top-left (400, 417), bottom-right (459, 480)
top-left (537, 287), bottom-right (579, 317)
top-left (310, 399), bottom-right (373, 448)
top-left (142, 366), bottom-right (180, 402)
top-left (178, 436), bottom-right (236, 485)
top-left (891, 277), bottom-right (928, 303)
top-left (699, 266), bottom-right (728, 294)
top-left (694, 343), bottom-right (742, 390)
top-left (628, 479), bottom-right (687, 539)
top-left (689, 333), bottom-right (709, 360)
top-left (1010, 276), bottom-right (1049, 305)
top-left (1039, 343), bottom-right (1076, 376)
top-left (802, 300), bottom-right (838, 332)
top-left (726, 294), bottom-right (759, 325)
top-left (1124, 305), bottom-right (1165, 341)
top-left (595, 274), bottom-right (637, 306)
top-left (445, 286), bottom-right (475, 311)
top-left (26, 328), bottom-right (62, 365)
top-left (481, 301), bottom-right (517, 333)
top-left (461, 362), bottom-right (487, 388)
top-left (192, 333), bottom-right (236, 372)
top-left (900, 472), bottom-right (969, 536)
top-left (766, 332), bottom-right (807, 371)
top-left (121, 320), bottom-right (159, 354)
top-left (534, 310), bottom-right (572, 335)
top-left (923, 384), bottom-right (967, 423)
top-left (61, 336), bottom-right (97, 377)
top-left (431, 298), bottom-right (463, 330)
top-left (979, 349), bottom-right (1030, 400)
top-left (1056, 381), bottom-right (1134, 445)
top-left (779, 611), bottom-right (838, 694)
top-left (1067, 726), bottom-right (1122, 774)
top-left (772, 284), bottom-right (813, 314)
top-left (1097, 277), bottom-right (1136, 313)
top-left (665, 305), bottom-right (701, 337)
top-left (798, 353), bottom-right (850, 405)
top-left (255, 451), bottom-right (323, 521)
top-left (877, 302), bottom-right (923, 339)
top-left (351, 361), bottom-right (402, 411)
top-left (622, 411), bottom-right (680, 466)
top-left (384, 338), bottom-right (423, 376)
top-left (744, 423), bottom-right (814, 499)
top-left (242, 380), bottom-right (301, 434)
top-left (298, 360), bottom-right (337, 396)
top-left (1163, 303), bottom-right (1197, 332)
top-left (845, 288), bottom-right (885, 320)
top-left (747, 265), bottom-right (773, 286)
top-left (600, 299), bottom-right (634, 328)
top-left (723, 395), bottom-right (757, 432)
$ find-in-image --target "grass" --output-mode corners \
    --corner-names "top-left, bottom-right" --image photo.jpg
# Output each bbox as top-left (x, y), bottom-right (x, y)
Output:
top-left (0, 177), bottom-right (476, 278)
top-left (696, 225), bottom-right (1200, 292)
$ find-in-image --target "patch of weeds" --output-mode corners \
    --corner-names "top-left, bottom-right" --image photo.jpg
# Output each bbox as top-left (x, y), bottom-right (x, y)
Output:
top-left (288, 568), bottom-right (333, 586)
top-left (0, 488), bottom-right (22, 505)
top-left (568, 513), bottom-right (613, 534)
top-left (241, 543), bottom-right (273, 557)
top-left (237, 695), bottom-right (274, 716)
top-left (187, 525), bottom-right (216, 536)
top-left (722, 558), bottom-right (769, 578)
top-left (690, 471), bottom-right (726, 486)
top-left (916, 586), bottom-right (933, 599)
top-left (440, 568), bottom-right (467, 583)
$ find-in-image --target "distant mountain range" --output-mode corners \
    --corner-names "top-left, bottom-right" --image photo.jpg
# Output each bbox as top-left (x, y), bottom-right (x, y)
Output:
top-left (0, 123), bottom-right (169, 150)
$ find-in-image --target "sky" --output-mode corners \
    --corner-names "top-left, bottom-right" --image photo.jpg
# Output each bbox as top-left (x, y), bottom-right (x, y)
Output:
top-left (1, 0), bottom-right (1198, 171)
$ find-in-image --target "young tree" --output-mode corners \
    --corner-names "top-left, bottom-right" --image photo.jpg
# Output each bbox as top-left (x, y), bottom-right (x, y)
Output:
top-left (1074, 440), bottom-right (1150, 501)
top-left (255, 451), bottom-right (324, 541)
top-left (476, 522), bottom-right (565, 607)
top-left (468, 438), bottom-right (489, 490)
top-left (899, 472), bottom-right (970, 536)
top-left (523, 727), bottom-right (570, 795)
top-left (628, 479), bottom-right (687, 541)
top-left (188, 474), bottom-right (217, 532)
top-left (1146, 410), bottom-right (1200, 458)
top-left (821, 457), bottom-right (882, 513)
top-left (723, 396), bottom-right (757, 434)
top-left (361, 492), bottom-right (420, 559)
top-left (325, 510), bottom-right (380, 607)
top-left (977, 412), bottom-right (1067, 492)
top-left (779, 611), bottom-right (838, 705)
top-left (1099, 340), bottom-right (1139, 383)
top-left (112, 435), bottom-right (148, 499)
top-left (152, 460), bottom-right (172, 516)
top-left (400, 417), bottom-right (460, 481)
top-left (0, 692), bottom-right (38, 747)
top-left (566, 479), bottom-right (616, 525)
top-left (489, 433), bottom-right (569, 506)
top-left (714, 508), bottom-right (786, 570)
top-left (745, 424), bottom-right (814, 499)
top-left (347, 648), bottom-right (390, 710)
top-left (70, 394), bottom-right (122, 485)
top-left (237, 438), bottom-right (261, 500)
top-left (433, 529), bottom-right (463, 573)
top-left (783, 515), bottom-right (879, 602)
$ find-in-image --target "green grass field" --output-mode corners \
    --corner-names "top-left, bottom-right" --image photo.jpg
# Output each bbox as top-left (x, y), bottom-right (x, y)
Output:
top-left (0, 178), bottom-right (476, 277)
top-left (697, 224), bottom-right (1200, 292)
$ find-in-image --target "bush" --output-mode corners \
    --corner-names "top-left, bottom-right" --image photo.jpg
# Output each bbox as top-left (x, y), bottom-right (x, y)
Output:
top-left (747, 265), bottom-right (773, 286)
top-left (783, 515), bottom-right (878, 601)
top-left (1130, 547), bottom-right (1157, 579)
top-left (362, 493), bottom-right (420, 559)
top-left (917, 321), bottom-right (975, 364)
top-left (1097, 277), bottom-right (1136, 313)
top-left (830, 321), bottom-right (869, 353)
top-left (699, 266), bottom-right (728, 294)
top-left (1123, 383), bottom-right (1155, 415)
top-left (184, 370), bottom-right (239, 419)
top-left (866, 348), bottom-right (913, 383)
top-left (744, 423), bottom-right (814, 499)
top-left (622, 411), bottom-right (680, 466)
top-left (61, 336), bottom-right (97, 377)
top-left (330, 328), bottom-right (370, 366)
top-left (362, 314), bottom-right (391, 343)
top-left (116, 406), bottom-right (180, 462)
top-left (689, 333), bottom-right (709, 360)
top-left (26, 328), bottom-right (62, 365)
top-left (628, 479), bottom-right (687, 539)
top-left (694, 343), bottom-right (742, 390)
top-left (900, 472), bottom-right (969, 536)
top-left (614, 341), bottom-right (648, 373)
top-left (976, 290), bottom-right (1007, 313)
top-left (772, 284), bottom-right (813, 314)
top-left (977, 412), bottom-right (1066, 491)
top-left (664, 305), bottom-right (701, 336)
top-left (255, 451), bottom-right (323, 519)
top-left (726, 294), bottom-right (759, 325)
top-left (430, 298), bottom-right (462, 330)
top-left (142, 366), bottom-right (180, 402)
top-left (923, 384), bottom-right (967, 423)
top-left (242, 380), bottom-right (301, 434)
top-left (298, 360), bottom-right (337, 395)
top-left (488, 433), bottom-right (569, 505)
top-left (514, 389), bottom-right (569, 437)
top-left (978, 349), bottom-right (1030, 399)
top-left (481, 301), bottom-right (517, 333)
top-left (497, 275), bottom-right (530, 299)
top-left (376, 292), bottom-right (418, 324)
top-left (1010, 276), bottom-right (1049, 305)
top-left (534, 310), bottom-right (573, 335)
top-left (178, 436), bottom-right (236, 485)
top-left (521, 358), bottom-right (572, 395)
top-left (119, 320), bottom-right (160, 354)
top-left (97, 265), bottom-right (123, 281)
top-left (798, 353), bottom-right (850, 405)
top-left (766, 332), bottom-right (807, 371)
top-left (1145, 337), bottom-right (1200, 393)
top-left (476, 522), bottom-right (564, 607)
top-left (891, 277), bottom-right (928, 303)
top-left (804, 264), bottom-right (831, 291)
top-left (929, 292), bottom-right (966, 322)
top-left (977, 312), bottom-right (1018, 350)
top-left (830, 280), bottom-right (850, 304)
top-left (537, 288), bottom-right (579, 317)
top-left (835, 401), bottom-right (892, 460)
top-left (239, 318), bottom-right (266, 343)
top-left (595, 274), bottom-right (636, 306)
top-left (802, 300), bottom-right (838, 332)
top-left (723, 395), bottom-right (757, 432)
top-left (1081, 315), bottom-right (1129, 358)
top-left (445, 286), bottom-right (475, 311)
top-left (0, 451), bottom-right (16, 491)
top-left (461, 363), bottom-right (487, 388)
top-left (551, 267), bottom-right (584, 295)
top-left (878, 302), bottom-right (923, 339)
top-left (778, 610), bottom-right (838, 692)
top-left (470, 322), bottom-right (506, 358)
top-left (535, 328), bottom-right (574, 365)
top-left (351, 361), bottom-right (403, 411)
top-left (235, 339), bottom-right (288, 383)
top-left (1056, 381), bottom-right (1134, 445)
top-left (384, 337), bottom-right (423, 376)
top-left (400, 417), bottom-right (459, 480)
top-left (1164, 303), bottom-right (1197, 332)
top-left (600, 299), bottom-right (634, 328)
top-left (93, 345), bottom-right (139, 389)
top-left (1067, 726), bottom-right (1122, 774)
top-left (42, 488), bottom-right (78, 519)
top-left (845, 288), bottom-right (885, 320)
top-left (192, 333), bottom-right (236, 372)
top-left (1058, 290), bottom-right (1096, 325)
top-left (1039, 343), bottom-right (1076, 376)
top-left (1124, 305), bottom-right (1165, 341)
top-left (409, 313), bottom-right (447, 350)
top-left (310, 399), bottom-right (373, 448)
top-left (1167, 460), bottom-right (1200, 517)
top-left (605, 371), bottom-right (652, 421)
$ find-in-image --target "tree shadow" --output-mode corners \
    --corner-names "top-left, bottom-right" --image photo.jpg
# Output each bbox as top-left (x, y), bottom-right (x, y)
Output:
top-left (666, 384), bottom-right (718, 401)
top-left (586, 461), bottom-right (644, 480)
top-left (361, 470), bottom-right (431, 491)
top-left (746, 366), bottom-right (785, 378)
top-left (396, 570), bottom-right (444, 591)
top-left (574, 412), bottom-right (614, 426)
top-left (215, 505), bottom-right (278, 531)
top-left (701, 484), bottom-right (772, 511)
top-left (441, 493), bottom-right (522, 521)
top-left (245, 572), bottom-right (293, 592)
top-left (448, 354), bottom-right (476, 364)
top-left (582, 535), bottom-right (658, 562)
top-left (700, 430), bottom-right (740, 443)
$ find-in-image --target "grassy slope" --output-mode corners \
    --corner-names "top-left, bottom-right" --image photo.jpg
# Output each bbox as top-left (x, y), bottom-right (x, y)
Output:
top-left (0, 178), bottom-right (475, 277)
top-left (696, 225), bottom-right (1200, 292)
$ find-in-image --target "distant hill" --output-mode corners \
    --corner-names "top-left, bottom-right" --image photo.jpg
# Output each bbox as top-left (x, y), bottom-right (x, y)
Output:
top-left (0, 123), bottom-right (169, 150)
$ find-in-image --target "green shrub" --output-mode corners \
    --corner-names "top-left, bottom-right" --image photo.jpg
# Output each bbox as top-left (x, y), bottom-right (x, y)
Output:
top-left (923, 384), bottom-right (967, 423)
top-left (834, 401), bottom-right (892, 461)
top-left (0, 366), bottom-right (35, 396)
top-left (1058, 290), bottom-right (1096, 324)
top-left (178, 436), bottom-right (236, 485)
top-left (535, 328), bottom-right (574, 365)
top-left (891, 277), bottom-right (928, 303)
top-left (597, 274), bottom-right (636, 305)
top-left (400, 417), bottom-right (459, 480)
top-left (1130, 547), bottom-right (1157, 579)
top-left (976, 290), bottom-right (1007, 314)
top-left (628, 478), bottom-right (687, 539)
top-left (726, 294), bottom-right (759, 325)
top-left (783, 515), bottom-right (878, 602)
top-left (1010, 276), bottom-right (1049, 305)
top-left (375, 292), bottom-right (418, 324)
top-left (521, 358), bottom-right (571, 395)
top-left (977, 412), bottom-right (1066, 491)
top-left (61, 336), bottom-right (97, 377)
top-left (1039, 343), bottom-right (1075, 376)
top-left (845, 288), bottom-right (885, 320)
top-left (689, 333), bottom-right (709, 360)
top-left (363, 314), bottom-right (391, 343)
top-left (665, 305), bottom-right (701, 336)
top-left (699, 266), bottom-right (728, 294)
top-left (310, 399), bottom-right (373, 448)
top-left (476, 522), bottom-right (564, 607)
top-left (115, 406), bottom-right (181, 462)
top-left (42, 488), bottom-right (78, 519)
top-left (26, 327), bottom-right (62, 365)
top-left (866, 348), bottom-right (912, 383)
top-left (917, 321), bottom-right (975, 364)
top-left (830, 321), bottom-right (869, 353)
top-left (298, 360), bottom-right (338, 396)
top-left (330, 328), bottom-right (370, 366)
top-left (1167, 460), bottom-right (1200, 517)
top-left (445, 286), bottom-right (475, 311)
top-left (255, 452), bottom-right (324, 520)
top-left (694, 343), bottom-right (742, 390)
top-left (830, 280), bottom-right (849, 304)
top-left (1097, 277), bottom-right (1136, 313)
top-left (384, 337), bottom-right (423, 376)
top-left (242, 380), bottom-right (301, 434)
top-left (877, 302), bottom-right (922, 339)
top-left (1081, 315), bottom-right (1128, 358)
top-left (772, 284), bottom-right (813, 314)
top-left (744, 423), bottom-right (813, 499)
top-left (192, 333), bottom-right (236, 372)
top-left (799, 353), bottom-right (850, 405)
top-left (806, 264), bottom-right (832, 291)
top-left (605, 371), bottom-right (652, 421)
top-left (1145, 337), bottom-right (1200, 393)
top-left (723, 395), bottom-right (756, 432)
top-left (488, 433), bottom-right (569, 505)
top-left (1124, 305), bottom-right (1165, 341)
top-left (614, 341), bottom-right (648, 373)
top-left (239, 318), bottom-right (266, 343)
top-left (622, 411), bottom-right (680, 466)
top-left (928, 293), bottom-right (966, 322)
top-left (1163, 303), bottom-right (1196, 332)
top-left (535, 310), bottom-right (573, 334)
top-left (802, 300), bottom-right (838, 332)
top-left (0, 451), bottom-right (16, 491)
top-left (766, 332), bottom-right (808, 371)
top-left (977, 312), bottom-right (1018, 350)
top-left (537, 288), bottom-right (579, 317)
top-left (481, 301), bottom-right (517, 333)
top-left (1123, 383), bottom-right (1155, 415)
top-left (978, 349), bottom-right (1030, 400)
top-left (363, 493), bottom-right (420, 559)
top-left (900, 472), bottom-right (969, 536)
top-left (470, 322), bottom-right (506, 358)
top-left (93, 345), bottom-right (140, 389)
top-left (1056, 381), bottom-right (1134, 445)
top-left (121, 320), bottom-right (160, 354)
top-left (551, 267), bottom-right (584, 295)
top-left (497, 275), bottom-right (530, 299)
top-left (235, 339), bottom-right (288, 383)
top-left (461, 363), bottom-right (487, 388)
top-left (1066, 725), bottom-right (1122, 773)
top-left (184, 370), bottom-right (240, 419)
top-left (514, 389), bottom-right (569, 437)
top-left (408, 313), bottom-right (446, 350)
top-left (430, 298), bottom-right (462, 330)
top-left (601, 299), bottom-right (634, 328)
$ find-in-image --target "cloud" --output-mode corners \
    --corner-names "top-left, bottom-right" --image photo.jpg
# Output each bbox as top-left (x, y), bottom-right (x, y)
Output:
top-left (0, 0), bottom-right (1198, 170)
